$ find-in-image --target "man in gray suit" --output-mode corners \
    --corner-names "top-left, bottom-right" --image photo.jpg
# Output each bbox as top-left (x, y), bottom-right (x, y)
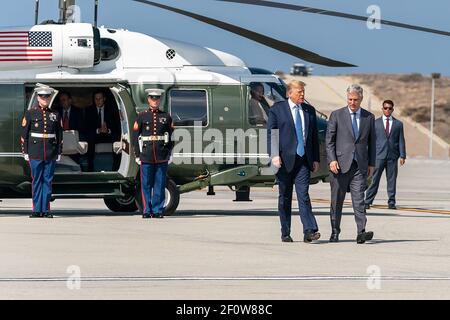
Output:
top-left (326, 84), bottom-right (376, 244)
top-left (365, 100), bottom-right (406, 210)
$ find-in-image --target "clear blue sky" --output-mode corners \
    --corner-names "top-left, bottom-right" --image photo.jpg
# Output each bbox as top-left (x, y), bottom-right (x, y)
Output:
top-left (1, 0), bottom-right (450, 76)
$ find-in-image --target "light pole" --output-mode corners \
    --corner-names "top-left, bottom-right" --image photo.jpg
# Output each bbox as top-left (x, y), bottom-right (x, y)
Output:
top-left (429, 72), bottom-right (441, 159)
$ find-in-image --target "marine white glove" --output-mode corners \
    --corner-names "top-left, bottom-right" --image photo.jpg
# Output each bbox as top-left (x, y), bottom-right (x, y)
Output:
top-left (56, 155), bottom-right (61, 162)
top-left (23, 154), bottom-right (29, 161)
top-left (168, 155), bottom-right (173, 164)
top-left (135, 157), bottom-right (141, 165)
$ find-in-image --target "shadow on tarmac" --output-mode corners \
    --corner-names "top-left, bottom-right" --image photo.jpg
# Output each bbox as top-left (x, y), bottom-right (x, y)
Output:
top-left (0, 210), bottom-right (448, 219)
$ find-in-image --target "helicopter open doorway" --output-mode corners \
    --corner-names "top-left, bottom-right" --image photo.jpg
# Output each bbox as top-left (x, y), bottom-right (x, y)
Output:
top-left (25, 83), bottom-right (134, 179)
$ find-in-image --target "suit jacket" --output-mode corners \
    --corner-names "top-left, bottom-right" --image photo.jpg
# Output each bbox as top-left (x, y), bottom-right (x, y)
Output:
top-left (60, 106), bottom-right (85, 137)
top-left (85, 105), bottom-right (120, 144)
top-left (268, 100), bottom-right (320, 173)
top-left (375, 116), bottom-right (406, 160)
top-left (326, 106), bottom-right (376, 174)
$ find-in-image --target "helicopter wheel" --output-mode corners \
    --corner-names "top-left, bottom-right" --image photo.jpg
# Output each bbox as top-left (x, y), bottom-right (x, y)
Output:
top-left (104, 194), bottom-right (138, 213)
top-left (134, 178), bottom-right (180, 216)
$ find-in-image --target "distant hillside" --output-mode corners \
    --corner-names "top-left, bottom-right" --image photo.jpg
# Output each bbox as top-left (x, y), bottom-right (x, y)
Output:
top-left (351, 73), bottom-right (450, 143)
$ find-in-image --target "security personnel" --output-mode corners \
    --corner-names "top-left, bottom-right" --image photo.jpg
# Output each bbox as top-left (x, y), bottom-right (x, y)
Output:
top-left (132, 89), bottom-right (174, 218)
top-left (21, 85), bottom-right (63, 218)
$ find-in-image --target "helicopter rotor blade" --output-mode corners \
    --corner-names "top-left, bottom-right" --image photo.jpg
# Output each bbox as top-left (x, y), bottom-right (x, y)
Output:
top-left (132, 0), bottom-right (356, 67)
top-left (217, 0), bottom-right (450, 37)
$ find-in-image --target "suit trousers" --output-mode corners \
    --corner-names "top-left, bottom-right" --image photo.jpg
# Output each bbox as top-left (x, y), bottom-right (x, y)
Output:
top-left (365, 158), bottom-right (398, 206)
top-left (330, 161), bottom-right (367, 234)
top-left (29, 160), bottom-right (56, 214)
top-left (276, 155), bottom-right (318, 237)
top-left (140, 162), bottom-right (168, 215)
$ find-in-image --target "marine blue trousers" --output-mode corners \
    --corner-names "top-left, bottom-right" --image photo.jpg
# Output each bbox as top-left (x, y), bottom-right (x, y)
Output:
top-left (140, 162), bottom-right (168, 215)
top-left (29, 160), bottom-right (56, 213)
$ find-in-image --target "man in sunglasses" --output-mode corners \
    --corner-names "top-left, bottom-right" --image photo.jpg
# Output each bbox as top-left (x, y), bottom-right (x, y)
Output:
top-left (365, 100), bottom-right (406, 210)
top-left (21, 85), bottom-right (63, 218)
top-left (132, 89), bottom-right (174, 218)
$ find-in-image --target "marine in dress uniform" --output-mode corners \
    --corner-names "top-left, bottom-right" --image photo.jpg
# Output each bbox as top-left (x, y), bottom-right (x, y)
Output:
top-left (21, 85), bottom-right (63, 218)
top-left (132, 89), bottom-right (174, 218)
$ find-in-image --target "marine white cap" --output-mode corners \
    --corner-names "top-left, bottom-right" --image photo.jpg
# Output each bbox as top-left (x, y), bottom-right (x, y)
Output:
top-left (34, 84), bottom-right (55, 95)
top-left (145, 88), bottom-right (165, 97)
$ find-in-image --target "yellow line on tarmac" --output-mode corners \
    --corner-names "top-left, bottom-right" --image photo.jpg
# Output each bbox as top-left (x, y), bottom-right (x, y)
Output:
top-left (311, 198), bottom-right (450, 215)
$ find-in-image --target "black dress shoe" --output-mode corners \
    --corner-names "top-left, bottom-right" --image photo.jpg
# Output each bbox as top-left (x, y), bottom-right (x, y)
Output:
top-left (154, 214), bottom-right (164, 219)
top-left (356, 231), bottom-right (374, 244)
top-left (365, 204), bottom-right (371, 210)
top-left (142, 213), bottom-right (153, 219)
top-left (388, 204), bottom-right (397, 210)
top-left (281, 235), bottom-right (293, 242)
top-left (304, 231), bottom-right (321, 243)
top-left (43, 213), bottom-right (53, 218)
top-left (329, 233), bottom-right (339, 242)
top-left (29, 212), bottom-right (41, 218)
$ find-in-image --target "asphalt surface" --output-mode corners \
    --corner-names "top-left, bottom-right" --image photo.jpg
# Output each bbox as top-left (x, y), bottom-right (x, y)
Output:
top-left (0, 159), bottom-right (449, 299)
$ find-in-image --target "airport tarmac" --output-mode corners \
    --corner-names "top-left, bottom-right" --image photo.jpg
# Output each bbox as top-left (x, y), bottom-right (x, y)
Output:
top-left (0, 159), bottom-right (449, 300)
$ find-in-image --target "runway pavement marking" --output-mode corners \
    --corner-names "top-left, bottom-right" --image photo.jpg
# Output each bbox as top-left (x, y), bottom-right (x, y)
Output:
top-left (1, 276), bottom-right (450, 282)
top-left (311, 198), bottom-right (450, 215)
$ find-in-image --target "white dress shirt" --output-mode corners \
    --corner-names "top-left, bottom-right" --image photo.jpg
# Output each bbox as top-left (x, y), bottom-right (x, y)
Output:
top-left (96, 106), bottom-right (105, 126)
top-left (288, 99), bottom-right (305, 142)
top-left (348, 107), bottom-right (361, 130)
top-left (382, 114), bottom-right (393, 132)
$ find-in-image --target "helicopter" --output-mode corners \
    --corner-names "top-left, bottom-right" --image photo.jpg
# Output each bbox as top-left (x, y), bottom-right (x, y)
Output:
top-left (0, 0), bottom-right (448, 215)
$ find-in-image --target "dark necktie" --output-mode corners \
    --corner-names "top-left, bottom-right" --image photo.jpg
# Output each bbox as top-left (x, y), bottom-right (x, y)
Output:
top-left (98, 109), bottom-right (102, 129)
top-left (385, 117), bottom-right (390, 136)
top-left (352, 112), bottom-right (359, 138)
top-left (63, 111), bottom-right (69, 130)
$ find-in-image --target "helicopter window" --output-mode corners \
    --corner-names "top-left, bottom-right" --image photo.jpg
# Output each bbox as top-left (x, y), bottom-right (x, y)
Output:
top-left (248, 82), bottom-right (269, 126)
top-left (100, 38), bottom-right (120, 61)
top-left (169, 90), bottom-right (208, 127)
top-left (261, 82), bottom-right (286, 107)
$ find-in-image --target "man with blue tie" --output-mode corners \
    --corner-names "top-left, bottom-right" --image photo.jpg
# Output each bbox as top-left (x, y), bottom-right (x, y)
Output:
top-left (326, 84), bottom-right (376, 244)
top-left (365, 100), bottom-right (406, 210)
top-left (268, 80), bottom-right (321, 243)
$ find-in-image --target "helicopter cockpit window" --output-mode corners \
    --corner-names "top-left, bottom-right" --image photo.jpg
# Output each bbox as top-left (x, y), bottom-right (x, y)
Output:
top-left (100, 38), bottom-right (120, 61)
top-left (169, 90), bottom-right (208, 127)
top-left (247, 82), bottom-right (286, 127)
top-left (248, 82), bottom-right (269, 126)
top-left (261, 82), bottom-right (286, 106)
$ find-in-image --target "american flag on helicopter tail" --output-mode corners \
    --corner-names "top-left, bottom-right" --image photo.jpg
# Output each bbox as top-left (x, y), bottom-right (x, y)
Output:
top-left (0, 31), bottom-right (52, 62)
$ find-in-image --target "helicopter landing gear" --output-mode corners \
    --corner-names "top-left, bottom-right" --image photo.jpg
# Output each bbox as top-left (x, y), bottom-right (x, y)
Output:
top-left (234, 185), bottom-right (252, 202)
top-left (104, 194), bottom-right (138, 212)
top-left (134, 178), bottom-right (180, 216)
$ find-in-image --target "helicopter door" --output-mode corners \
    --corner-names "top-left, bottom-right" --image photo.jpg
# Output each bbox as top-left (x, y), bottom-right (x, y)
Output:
top-left (109, 84), bottom-right (134, 178)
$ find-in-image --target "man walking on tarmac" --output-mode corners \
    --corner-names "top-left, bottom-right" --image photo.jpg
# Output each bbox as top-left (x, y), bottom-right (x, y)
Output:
top-left (21, 85), bottom-right (63, 218)
top-left (132, 89), bottom-right (174, 219)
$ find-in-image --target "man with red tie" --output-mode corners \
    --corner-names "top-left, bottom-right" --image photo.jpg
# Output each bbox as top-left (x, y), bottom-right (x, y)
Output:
top-left (365, 100), bottom-right (406, 210)
top-left (58, 91), bottom-right (85, 163)
top-left (59, 92), bottom-right (83, 131)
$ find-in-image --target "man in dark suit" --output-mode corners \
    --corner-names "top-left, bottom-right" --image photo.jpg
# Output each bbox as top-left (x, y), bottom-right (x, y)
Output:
top-left (58, 92), bottom-right (84, 134)
top-left (326, 84), bottom-right (376, 244)
top-left (365, 100), bottom-right (406, 210)
top-left (58, 92), bottom-right (85, 164)
top-left (268, 80), bottom-right (321, 243)
top-left (85, 90), bottom-right (120, 171)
